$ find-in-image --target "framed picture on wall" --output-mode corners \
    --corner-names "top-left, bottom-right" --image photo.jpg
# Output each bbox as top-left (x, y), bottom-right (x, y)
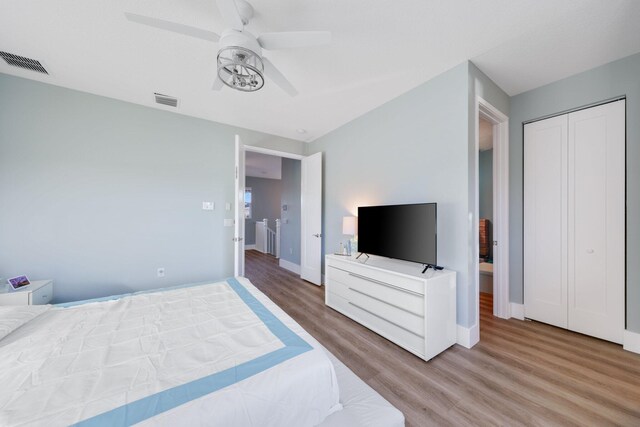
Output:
top-left (8, 275), bottom-right (30, 290)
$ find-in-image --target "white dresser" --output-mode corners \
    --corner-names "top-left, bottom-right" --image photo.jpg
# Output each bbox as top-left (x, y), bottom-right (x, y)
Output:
top-left (0, 280), bottom-right (54, 305)
top-left (325, 254), bottom-right (456, 361)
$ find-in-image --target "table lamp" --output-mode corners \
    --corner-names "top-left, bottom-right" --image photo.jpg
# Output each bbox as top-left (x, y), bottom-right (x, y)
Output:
top-left (342, 216), bottom-right (357, 256)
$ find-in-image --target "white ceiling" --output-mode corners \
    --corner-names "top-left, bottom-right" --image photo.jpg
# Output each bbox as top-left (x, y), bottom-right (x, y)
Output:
top-left (2, 1), bottom-right (640, 142)
top-left (479, 118), bottom-right (493, 152)
top-left (245, 151), bottom-right (281, 179)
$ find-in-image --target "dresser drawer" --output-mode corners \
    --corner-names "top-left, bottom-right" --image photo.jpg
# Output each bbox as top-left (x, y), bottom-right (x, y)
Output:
top-left (29, 281), bottom-right (53, 305)
top-left (326, 291), bottom-right (425, 357)
top-left (348, 287), bottom-right (424, 336)
top-left (328, 258), bottom-right (424, 295)
top-left (327, 265), bottom-right (424, 316)
top-left (325, 275), bottom-right (351, 300)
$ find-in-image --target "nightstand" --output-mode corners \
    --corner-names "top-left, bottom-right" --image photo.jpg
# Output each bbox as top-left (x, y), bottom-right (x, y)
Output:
top-left (0, 280), bottom-right (53, 305)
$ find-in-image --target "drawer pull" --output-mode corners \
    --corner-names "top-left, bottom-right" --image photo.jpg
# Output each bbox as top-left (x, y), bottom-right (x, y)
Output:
top-left (349, 287), bottom-right (423, 318)
top-left (348, 301), bottom-right (424, 338)
top-left (346, 271), bottom-right (423, 296)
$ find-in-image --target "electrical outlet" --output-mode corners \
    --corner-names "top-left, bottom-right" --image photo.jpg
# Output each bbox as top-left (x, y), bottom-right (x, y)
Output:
top-left (202, 201), bottom-right (214, 211)
top-left (157, 267), bottom-right (165, 278)
top-left (289, 248), bottom-right (293, 255)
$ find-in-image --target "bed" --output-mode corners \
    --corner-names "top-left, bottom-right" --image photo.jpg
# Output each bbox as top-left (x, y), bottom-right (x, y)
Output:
top-left (0, 277), bottom-right (404, 427)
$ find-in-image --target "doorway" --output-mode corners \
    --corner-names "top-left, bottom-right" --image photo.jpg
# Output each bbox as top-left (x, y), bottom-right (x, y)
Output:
top-left (478, 117), bottom-right (494, 302)
top-left (233, 142), bottom-right (323, 285)
top-left (243, 151), bottom-right (302, 274)
top-left (475, 97), bottom-right (510, 330)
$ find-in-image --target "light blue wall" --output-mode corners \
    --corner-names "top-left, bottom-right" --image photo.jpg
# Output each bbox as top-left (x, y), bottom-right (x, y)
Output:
top-left (509, 52), bottom-right (640, 332)
top-left (307, 63), bottom-right (476, 327)
top-left (244, 177), bottom-right (282, 245)
top-left (0, 73), bottom-right (304, 303)
top-left (280, 158), bottom-right (301, 265)
top-left (479, 149), bottom-right (493, 222)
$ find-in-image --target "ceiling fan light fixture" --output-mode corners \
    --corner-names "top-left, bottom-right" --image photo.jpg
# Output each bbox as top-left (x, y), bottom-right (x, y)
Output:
top-left (217, 46), bottom-right (264, 92)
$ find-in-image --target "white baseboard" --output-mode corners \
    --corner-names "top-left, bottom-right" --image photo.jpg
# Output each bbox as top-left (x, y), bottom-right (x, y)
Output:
top-left (456, 323), bottom-right (479, 349)
top-left (624, 330), bottom-right (640, 354)
top-left (510, 303), bottom-right (525, 320)
top-left (244, 244), bottom-right (256, 250)
top-left (279, 259), bottom-right (301, 275)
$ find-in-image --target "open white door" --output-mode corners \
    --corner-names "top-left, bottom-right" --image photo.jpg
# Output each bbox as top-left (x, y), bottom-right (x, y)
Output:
top-left (301, 152), bottom-right (322, 285)
top-left (234, 135), bottom-right (245, 277)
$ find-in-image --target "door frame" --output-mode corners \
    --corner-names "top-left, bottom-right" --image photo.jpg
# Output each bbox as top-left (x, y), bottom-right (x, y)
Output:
top-left (234, 136), bottom-right (245, 277)
top-left (236, 144), bottom-right (306, 276)
top-left (244, 145), bottom-right (305, 161)
top-left (475, 96), bottom-right (510, 323)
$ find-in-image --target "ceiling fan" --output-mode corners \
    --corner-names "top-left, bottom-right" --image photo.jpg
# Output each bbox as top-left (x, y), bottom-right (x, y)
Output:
top-left (125, 0), bottom-right (331, 96)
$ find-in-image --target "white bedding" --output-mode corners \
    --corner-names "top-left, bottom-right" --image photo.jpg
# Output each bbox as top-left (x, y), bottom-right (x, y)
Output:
top-left (0, 277), bottom-right (341, 426)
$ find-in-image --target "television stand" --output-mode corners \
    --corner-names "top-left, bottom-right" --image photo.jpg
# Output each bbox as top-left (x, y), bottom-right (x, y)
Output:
top-left (325, 254), bottom-right (456, 361)
top-left (355, 252), bottom-right (369, 260)
top-left (421, 264), bottom-right (444, 274)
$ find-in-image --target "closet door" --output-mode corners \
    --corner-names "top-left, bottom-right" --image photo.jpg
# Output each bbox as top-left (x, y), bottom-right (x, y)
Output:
top-left (567, 100), bottom-right (625, 344)
top-left (524, 115), bottom-right (568, 328)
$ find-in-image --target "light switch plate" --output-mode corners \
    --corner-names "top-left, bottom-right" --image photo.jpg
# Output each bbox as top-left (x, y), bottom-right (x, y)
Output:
top-left (225, 202), bottom-right (231, 211)
top-left (202, 201), bottom-right (214, 211)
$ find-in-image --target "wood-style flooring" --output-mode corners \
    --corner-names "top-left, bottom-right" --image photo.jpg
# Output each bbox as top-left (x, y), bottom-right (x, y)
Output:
top-left (244, 250), bottom-right (640, 426)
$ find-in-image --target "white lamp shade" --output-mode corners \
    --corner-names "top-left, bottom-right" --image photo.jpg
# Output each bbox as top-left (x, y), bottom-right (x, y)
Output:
top-left (342, 216), bottom-right (357, 236)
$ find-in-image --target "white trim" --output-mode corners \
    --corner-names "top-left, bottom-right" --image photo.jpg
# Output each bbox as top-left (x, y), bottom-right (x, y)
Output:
top-left (475, 96), bottom-right (510, 324)
top-left (239, 145), bottom-right (304, 277)
top-left (234, 135), bottom-right (245, 277)
top-left (510, 303), bottom-right (525, 320)
top-left (244, 145), bottom-right (305, 160)
top-left (279, 259), bottom-right (301, 275)
top-left (456, 323), bottom-right (479, 349)
top-left (623, 330), bottom-right (640, 354)
top-left (244, 244), bottom-right (256, 251)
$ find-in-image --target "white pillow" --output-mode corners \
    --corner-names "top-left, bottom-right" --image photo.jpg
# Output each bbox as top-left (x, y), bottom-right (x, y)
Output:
top-left (0, 305), bottom-right (50, 341)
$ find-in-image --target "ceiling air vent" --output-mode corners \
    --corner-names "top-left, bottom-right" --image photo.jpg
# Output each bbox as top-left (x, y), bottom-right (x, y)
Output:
top-left (154, 93), bottom-right (178, 108)
top-left (0, 51), bottom-right (48, 74)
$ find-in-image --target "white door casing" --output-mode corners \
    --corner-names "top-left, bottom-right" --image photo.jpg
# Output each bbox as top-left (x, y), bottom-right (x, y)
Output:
top-left (524, 114), bottom-right (569, 329)
top-left (567, 100), bottom-right (625, 344)
top-left (301, 152), bottom-right (322, 285)
top-left (234, 135), bottom-right (245, 277)
top-left (476, 96), bottom-right (510, 321)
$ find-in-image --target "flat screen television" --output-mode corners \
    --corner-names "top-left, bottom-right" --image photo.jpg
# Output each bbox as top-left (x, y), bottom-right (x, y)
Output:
top-left (357, 203), bottom-right (437, 265)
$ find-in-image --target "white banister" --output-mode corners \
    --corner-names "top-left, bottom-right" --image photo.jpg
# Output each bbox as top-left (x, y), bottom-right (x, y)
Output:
top-left (255, 218), bottom-right (280, 258)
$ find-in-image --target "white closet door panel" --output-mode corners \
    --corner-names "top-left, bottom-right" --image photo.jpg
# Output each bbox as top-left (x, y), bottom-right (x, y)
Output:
top-left (567, 100), bottom-right (625, 344)
top-left (524, 115), bottom-right (568, 328)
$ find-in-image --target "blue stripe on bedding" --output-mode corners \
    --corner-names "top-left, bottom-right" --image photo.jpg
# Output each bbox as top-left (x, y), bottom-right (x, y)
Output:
top-left (73, 277), bottom-right (312, 427)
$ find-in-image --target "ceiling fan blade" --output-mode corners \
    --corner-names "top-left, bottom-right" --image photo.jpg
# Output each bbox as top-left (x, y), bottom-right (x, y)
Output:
top-left (263, 57), bottom-right (298, 97)
top-left (258, 31), bottom-right (331, 50)
top-left (125, 12), bottom-right (220, 42)
top-left (216, 0), bottom-right (244, 31)
top-left (212, 76), bottom-right (224, 91)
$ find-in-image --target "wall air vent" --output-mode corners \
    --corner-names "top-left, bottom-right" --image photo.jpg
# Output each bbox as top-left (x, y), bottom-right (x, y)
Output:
top-left (154, 93), bottom-right (178, 108)
top-left (0, 51), bottom-right (48, 74)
